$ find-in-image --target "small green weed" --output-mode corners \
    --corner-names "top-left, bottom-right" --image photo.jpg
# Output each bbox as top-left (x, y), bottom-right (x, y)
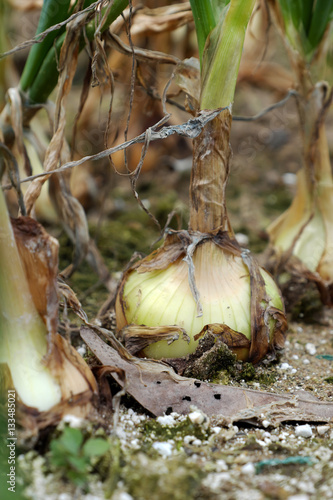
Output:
top-left (49, 426), bottom-right (110, 487)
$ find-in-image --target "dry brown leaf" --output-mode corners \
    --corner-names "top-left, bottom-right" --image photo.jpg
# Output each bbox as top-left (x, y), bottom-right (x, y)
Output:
top-left (174, 57), bottom-right (200, 112)
top-left (49, 333), bottom-right (98, 404)
top-left (92, 365), bottom-right (126, 409)
top-left (81, 325), bottom-right (333, 425)
top-left (120, 324), bottom-right (190, 355)
top-left (57, 276), bottom-right (88, 323)
top-left (194, 324), bottom-right (251, 348)
top-left (129, 3), bottom-right (192, 37)
top-left (49, 171), bottom-right (90, 277)
top-left (10, 109), bottom-right (220, 186)
top-left (18, 6), bottom-right (110, 281)
top-left (23, 5), bottom-right (86, 215)
top-left (6, 88), bottom-right (31, 176)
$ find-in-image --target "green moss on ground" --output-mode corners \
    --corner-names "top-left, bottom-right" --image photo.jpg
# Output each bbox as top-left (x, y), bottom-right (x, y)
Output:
top-left (142, 417), bottom-right (210, 445)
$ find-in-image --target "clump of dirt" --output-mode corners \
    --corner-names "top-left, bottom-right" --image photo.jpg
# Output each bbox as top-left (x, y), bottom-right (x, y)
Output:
top-left (165, 332), bottom-right (238, 381)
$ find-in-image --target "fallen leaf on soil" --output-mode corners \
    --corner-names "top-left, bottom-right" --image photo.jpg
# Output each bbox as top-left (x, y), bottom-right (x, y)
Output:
top-left (81, 325), bottom-right (333, 426)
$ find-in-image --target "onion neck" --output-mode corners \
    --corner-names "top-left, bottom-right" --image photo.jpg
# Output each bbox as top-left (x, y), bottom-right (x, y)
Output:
top-left (301, 82), bottom-right (333, 190)
top-left (189, 109), bottom-right (233, 234)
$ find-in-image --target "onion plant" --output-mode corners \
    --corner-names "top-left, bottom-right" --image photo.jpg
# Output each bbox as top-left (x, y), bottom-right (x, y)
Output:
top-left (267, 0), bottom-right (333, 305)
top-left (0, 185), bottom-right (97, 428)
top-left (115, 0), bottom-right (287, 364)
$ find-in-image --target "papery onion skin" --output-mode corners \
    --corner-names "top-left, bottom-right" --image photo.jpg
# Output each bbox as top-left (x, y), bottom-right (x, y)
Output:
top-left (268, 169), bottom-right (326, 274)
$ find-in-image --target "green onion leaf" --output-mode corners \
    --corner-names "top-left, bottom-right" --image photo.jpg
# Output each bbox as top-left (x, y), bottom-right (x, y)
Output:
top-left (308, 0), bottom-right (333, 51)
top-left (189, 0), bottom-right (217, 64)
top-left (20, 0), bottom-right (71, 91)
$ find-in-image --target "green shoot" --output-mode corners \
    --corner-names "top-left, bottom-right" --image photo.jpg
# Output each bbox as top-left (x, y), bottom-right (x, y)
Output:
top-left (308, 0), bottom-right (333, 51)
top-left (200, 0), bottom-right (256, 109)
top-left (189, 0), bottom-right (217, 64)
top-left (278, 0), bottom-right (333, 57)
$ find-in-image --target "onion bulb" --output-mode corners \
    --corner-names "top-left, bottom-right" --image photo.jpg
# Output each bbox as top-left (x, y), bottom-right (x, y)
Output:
top-left (267, 82), bottom-right (333, 305)
top-left (116, 229), bottom-right (287, 364)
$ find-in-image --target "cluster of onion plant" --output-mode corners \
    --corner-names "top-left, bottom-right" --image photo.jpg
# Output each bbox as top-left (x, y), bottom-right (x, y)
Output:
top-left (267, 0), bottom-right (333, 305)
top-left (116, 0), bottom-right (287, 364)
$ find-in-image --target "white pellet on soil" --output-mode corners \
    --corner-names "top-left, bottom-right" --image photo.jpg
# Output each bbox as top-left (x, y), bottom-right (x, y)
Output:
top-left (156, 414), bottom-right (176, 426)
top-left (305, 343), bottom-right (316, 355)
top-left (188, 409), bottom-right (207, 425)
top-left (317, 425), bottom-right (330, 436)
top-left (241, 463), bottom-right (256, 474)
top-left (152, 441), bottom-right (173, 457)
top-left (295, 424), bottom-right (313, 438)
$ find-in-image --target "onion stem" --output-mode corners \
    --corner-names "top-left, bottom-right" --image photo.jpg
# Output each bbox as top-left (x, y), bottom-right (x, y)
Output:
top-left (116, 0), bottom-right (287, 363)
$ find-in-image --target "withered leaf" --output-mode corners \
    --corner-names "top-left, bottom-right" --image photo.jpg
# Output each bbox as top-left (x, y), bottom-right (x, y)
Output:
top-left (108, 32), bottom-right (180, 66)
top-left (136, 230), bottom-right (189, 272)
top-left (194, 323), bottom-right (251, 348)
top-left (81, 326), bottom-right (333, 425)
top-left (57, 276), bottom-right (88, 323)
top-left (92, 365), bottom-right (126, 409)
top-left (120, 324), bottom-right (190, 355)
top-left (174, 57), bottom-right (200, 112)
top-left (129, 3), bottom-right (192, 37)
top-left (241, 249), bottom-right (271, 364)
